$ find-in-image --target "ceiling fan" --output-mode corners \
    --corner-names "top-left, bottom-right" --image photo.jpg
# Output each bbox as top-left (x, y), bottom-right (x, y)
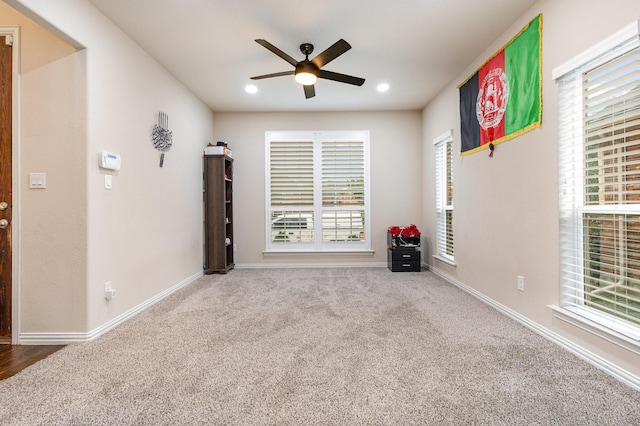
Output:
top-left (250, 38), bottom-right (365, 99)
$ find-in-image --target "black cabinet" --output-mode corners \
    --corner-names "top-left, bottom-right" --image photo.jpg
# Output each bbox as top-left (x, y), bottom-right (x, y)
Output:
top-left (388, 248), bottom-right (421, 272)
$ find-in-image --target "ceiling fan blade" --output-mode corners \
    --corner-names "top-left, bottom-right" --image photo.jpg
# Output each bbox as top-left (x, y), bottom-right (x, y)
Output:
top-left (318, 69), bottom-right (365, 86)
top-left (311, 39), bottom-right (351, 68)
top-left (304, 85), bottom-right (315, 99)
top-left (251, 71), bottom-right (294, 80)
top-left (255, 39), bottom-right (298, 66)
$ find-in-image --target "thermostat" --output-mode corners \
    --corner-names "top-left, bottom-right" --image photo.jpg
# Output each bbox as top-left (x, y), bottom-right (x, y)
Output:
top-left (99, 151), bottom-right (121, 170)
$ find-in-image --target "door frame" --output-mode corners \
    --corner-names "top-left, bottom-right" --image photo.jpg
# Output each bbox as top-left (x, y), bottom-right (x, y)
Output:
top-left (0, 26), bottom-right (21, 344)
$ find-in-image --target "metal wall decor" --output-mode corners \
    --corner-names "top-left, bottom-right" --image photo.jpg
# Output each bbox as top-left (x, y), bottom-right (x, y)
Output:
top-left (152, 111), bottom-right (172, 167)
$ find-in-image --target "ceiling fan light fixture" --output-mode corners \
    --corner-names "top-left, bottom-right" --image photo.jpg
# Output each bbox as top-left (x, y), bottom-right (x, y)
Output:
top-left (294, 61), bottom-right (318, 85)
top-left (294, 71), bottom-right (318, 85)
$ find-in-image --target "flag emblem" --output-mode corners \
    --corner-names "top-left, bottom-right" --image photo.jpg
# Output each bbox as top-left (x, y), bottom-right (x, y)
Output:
top-left (476, 68), bottom-right (509, 130)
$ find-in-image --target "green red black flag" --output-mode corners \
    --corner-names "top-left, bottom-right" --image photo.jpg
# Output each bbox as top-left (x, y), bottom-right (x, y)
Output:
top-left (459, 14), bottom-right (542, 156)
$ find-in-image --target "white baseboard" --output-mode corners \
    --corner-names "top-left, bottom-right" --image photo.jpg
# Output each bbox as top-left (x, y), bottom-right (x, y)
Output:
top-left (16, 332), bottom-right (89, 344)
top-left (19, 271), bottom-right (203, 345)
top-left (237, 262), bottom-right (388, 269)
top-left (430, 266), bottom-right (640, 392)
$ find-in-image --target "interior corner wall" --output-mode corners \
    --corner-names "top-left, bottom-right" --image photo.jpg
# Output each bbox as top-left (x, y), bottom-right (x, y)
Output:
top-left (212, 111), bottom-right (422, 267)
top-left (0, 1), bottom-right (88, 334)
top-left (421, 0), bottom-right (640, 379)
top-left (5, 0), bottom-right (215, 336)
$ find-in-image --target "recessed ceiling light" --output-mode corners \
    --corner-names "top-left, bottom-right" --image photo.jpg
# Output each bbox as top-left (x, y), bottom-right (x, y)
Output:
top-left (376, 83), bottom-right (390, 92)
top-left (245, 84), bottom-right (258, 94)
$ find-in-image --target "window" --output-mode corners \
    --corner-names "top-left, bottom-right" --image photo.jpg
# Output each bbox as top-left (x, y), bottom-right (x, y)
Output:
top-left (434, 130), bottom-right (454, 264)
top-left (555, 22), bottom-right (640, 339)
top-left (266, 131), bottom-right (370, 252)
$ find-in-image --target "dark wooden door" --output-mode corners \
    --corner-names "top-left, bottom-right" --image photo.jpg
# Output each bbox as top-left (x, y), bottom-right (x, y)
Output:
top-left (0, 36), bottom-right (12, 342)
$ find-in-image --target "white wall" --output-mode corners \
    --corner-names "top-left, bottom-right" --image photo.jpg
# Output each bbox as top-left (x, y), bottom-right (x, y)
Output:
top-left (422, 0), bottom-right (640, 379)
top-left (213, 111), bottom-right (422, 267)
top-left (4, 0), bottom-right (215, 336)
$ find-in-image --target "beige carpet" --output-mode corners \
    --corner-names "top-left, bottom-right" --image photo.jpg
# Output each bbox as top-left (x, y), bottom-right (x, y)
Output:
top-left (1, 268), bottom-right (639, 425)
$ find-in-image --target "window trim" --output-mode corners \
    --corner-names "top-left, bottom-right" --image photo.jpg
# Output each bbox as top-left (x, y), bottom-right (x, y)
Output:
top-left (551, 20), bottom-right (639, 80)
top-left (434, 129), bottom-right (455, 264)
top-left (553, 20), bottom-right (640, 344)
top-left (549, 305), bottom-right (640, 355)
top-left (264, 130), bottom-right (371, 254)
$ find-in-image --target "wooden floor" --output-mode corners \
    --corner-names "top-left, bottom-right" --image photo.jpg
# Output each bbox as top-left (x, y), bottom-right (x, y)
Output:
top-left (0, 345), bottom-right (65, 380)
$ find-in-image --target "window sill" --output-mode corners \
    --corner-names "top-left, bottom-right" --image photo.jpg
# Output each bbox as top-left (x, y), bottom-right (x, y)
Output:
top-left (263, 250), bottom-right (375, 256)
top-left (433, 255), bottom-right (456, 268)
top-left (548, 304), bottom-right (640, 356)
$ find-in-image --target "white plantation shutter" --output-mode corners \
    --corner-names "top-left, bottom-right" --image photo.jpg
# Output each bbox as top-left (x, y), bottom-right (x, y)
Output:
top-left (321, 139), bottom-right (366, 243)
top-left (556, 23), bottom-right (640, 338)
top-left (434, 130), bottom-right (454, 262)
top-left (269, 140), bottom-right (314, 206)
top-left (322, 140), bottom-right (365, 207)
top-left (266, 131), bottom-right (370, 251)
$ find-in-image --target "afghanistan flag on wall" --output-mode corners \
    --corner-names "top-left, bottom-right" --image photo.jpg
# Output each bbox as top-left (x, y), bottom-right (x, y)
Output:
top-left (459, 14), bottom-right (542, 156)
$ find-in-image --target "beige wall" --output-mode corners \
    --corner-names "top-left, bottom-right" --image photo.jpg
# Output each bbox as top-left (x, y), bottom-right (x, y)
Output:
top-left (422, 0), bottom-right (640, 378)
top-left (1, 2), bottom-right (87, 333)
top-left (4, 0), bottom-right (215, 336)
top-left (213, 111), bottom-right (423, 267)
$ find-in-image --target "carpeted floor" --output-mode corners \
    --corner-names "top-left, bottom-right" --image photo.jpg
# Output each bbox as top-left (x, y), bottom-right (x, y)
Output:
top-left (0, 268), bottom-right (639, 425)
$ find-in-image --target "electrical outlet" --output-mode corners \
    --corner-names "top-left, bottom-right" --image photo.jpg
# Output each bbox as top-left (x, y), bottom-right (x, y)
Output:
top-left (104, 281), bottom-right (117, 300)
top-left (517, 275), bottom-right (525, 292)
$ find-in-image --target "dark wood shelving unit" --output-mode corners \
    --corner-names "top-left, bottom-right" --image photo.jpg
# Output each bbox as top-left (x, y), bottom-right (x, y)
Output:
top-left (203, 154), bottom-right (234, 274)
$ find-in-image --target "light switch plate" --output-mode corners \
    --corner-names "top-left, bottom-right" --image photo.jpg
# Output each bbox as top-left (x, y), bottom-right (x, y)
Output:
top-left (29, 173), bottom-right (46, 189)
top-left (105, 175), bottom-right (112, 189)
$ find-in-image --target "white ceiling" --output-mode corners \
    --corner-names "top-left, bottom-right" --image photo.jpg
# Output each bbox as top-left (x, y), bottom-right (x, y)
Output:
top-left (87, 0), bottom-right (538, 112)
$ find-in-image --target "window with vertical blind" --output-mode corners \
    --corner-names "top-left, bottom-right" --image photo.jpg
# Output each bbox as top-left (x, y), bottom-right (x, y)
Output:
top-left (555, 22), bottom-right (640, 340)
top-left (434, 130), bottom-right (455, 264)
top-left (265, 131), bottom-right (370, 252)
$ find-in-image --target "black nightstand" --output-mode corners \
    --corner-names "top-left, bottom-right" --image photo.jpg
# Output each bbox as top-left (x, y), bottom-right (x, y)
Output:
top-left (387, 247), bottom-right (421, 272)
